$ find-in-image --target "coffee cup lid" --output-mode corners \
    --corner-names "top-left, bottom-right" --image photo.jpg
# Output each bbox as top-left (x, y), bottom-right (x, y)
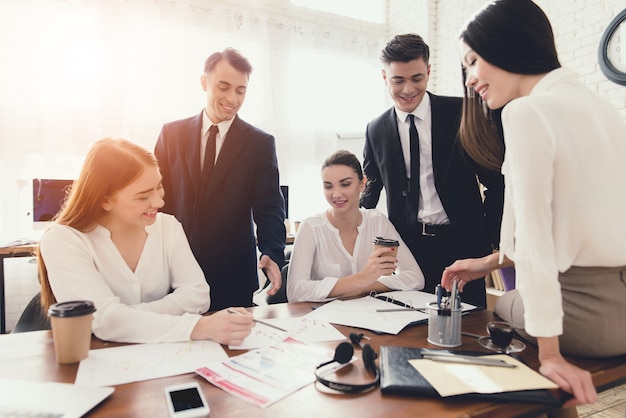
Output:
top-left (48, 300), bottom-right (96, 318)
top-left (373, 237), bottom-right (399, 247)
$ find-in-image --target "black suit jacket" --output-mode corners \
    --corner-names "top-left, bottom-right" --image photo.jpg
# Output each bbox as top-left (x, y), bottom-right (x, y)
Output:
top-left (155, 112), bottom-right (286, 310)
top-left (361, 92), bottom-right (503, 263)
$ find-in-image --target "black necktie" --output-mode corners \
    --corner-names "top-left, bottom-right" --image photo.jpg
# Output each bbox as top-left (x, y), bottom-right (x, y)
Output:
top-left (408, 114), bottom-right (420, 195)
top-left (202, 125), bottom-right (218, 186)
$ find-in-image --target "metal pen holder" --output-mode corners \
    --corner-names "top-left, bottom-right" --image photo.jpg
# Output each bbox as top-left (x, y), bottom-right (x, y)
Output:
top-left (427, 302), bottom-right (461, 347)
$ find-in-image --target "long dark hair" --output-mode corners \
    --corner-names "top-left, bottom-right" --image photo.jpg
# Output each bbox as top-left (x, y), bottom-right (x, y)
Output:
top-left (458, 0), bottom-right (561, 170)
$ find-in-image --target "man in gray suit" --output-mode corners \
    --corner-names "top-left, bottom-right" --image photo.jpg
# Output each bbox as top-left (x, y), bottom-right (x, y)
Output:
top-left (361, 34), bottom-right (504, 307)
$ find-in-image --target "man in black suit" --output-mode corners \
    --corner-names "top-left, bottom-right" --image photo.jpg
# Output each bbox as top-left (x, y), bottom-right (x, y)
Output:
top-left (155, 48), bottom-right (285, 311)
top-left (361, 34), bottom-right (503, 307)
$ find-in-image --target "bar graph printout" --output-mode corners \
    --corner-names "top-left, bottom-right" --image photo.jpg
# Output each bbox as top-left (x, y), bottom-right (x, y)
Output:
top-left (197, 337), bottom-right (349, 408)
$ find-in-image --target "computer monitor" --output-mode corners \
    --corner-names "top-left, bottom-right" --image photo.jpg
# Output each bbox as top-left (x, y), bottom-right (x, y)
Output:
top-left (32, 179), bottom-right (74, 227)
top-left (280, 185), bottom-right (289, 219)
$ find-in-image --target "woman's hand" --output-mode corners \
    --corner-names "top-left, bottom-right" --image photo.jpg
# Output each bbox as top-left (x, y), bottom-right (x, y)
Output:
top-left (441, 253), bottom-right (512, 292)
top-left (441, 254), bottom-right (496, 292)
top-left (327, 248), bottom-right (396, 299)
top-left (359, 247), bottom-right (397, 282)
top-left (191, 308), bottom-right (255, 346)
top-left (537, 337), bottom-right (597, 407)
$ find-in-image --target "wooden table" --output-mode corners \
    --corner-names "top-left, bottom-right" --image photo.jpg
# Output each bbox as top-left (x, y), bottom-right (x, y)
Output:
top-left (0, 244), bottom-right (37, 334)
top-left (1, 303), bottom-right (625, 418)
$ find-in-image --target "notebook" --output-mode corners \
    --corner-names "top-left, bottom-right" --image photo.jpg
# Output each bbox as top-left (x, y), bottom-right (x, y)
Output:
top-left (0, 379), bottom-right (114, 418)
top-left (379, 346), bottom-right (563, 405)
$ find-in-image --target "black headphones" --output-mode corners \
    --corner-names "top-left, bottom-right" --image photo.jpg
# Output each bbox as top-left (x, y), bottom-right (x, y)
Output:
top-left (314, 336), bottom-right (380, 394)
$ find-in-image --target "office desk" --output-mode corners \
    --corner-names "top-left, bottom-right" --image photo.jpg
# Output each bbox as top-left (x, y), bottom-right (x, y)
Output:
top-left (1, 304), bottom-right (625, 418)
top-left (0, 244), bottom-right (37, 334)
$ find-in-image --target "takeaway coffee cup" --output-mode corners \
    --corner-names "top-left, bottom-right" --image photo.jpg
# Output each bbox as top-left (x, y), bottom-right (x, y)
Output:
top-left (374, 237), bottom-right (400, 257)
top-left (48, 300), bottom-right (96, 364)
top-left (487, 321), bottom-right (515, 348)
top-left (373, 237), bottom-right (399, 276)
top-left (373, 237), bottom-right (399, 256)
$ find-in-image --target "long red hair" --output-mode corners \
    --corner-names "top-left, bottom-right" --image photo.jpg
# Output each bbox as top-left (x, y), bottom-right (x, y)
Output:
top-left (39, 138), bottom-right (159, 312)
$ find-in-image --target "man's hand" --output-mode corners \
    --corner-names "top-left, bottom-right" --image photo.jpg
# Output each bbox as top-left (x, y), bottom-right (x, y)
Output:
top-left (259, 255), bottom-right (282, 296)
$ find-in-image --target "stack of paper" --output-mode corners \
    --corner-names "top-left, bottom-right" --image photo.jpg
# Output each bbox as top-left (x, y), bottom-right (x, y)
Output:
top-left (305, 291), bottom-right (477, 334)
top-left (197, 337), bottom-right (349, 408)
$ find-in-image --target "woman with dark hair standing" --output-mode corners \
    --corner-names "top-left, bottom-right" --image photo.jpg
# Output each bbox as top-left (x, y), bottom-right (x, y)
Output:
top-left (287, 150), bottom-right (424, 302)
top-left (39, 138), bottom-right (254, 344)
top-left (442, 0), bottom-right (626, 407)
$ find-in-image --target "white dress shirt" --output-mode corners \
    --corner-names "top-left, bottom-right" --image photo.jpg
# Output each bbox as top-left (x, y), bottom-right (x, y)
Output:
top-left (40, 213), bottom-right (211, 343)
top-left (395, 93), bottom-right (450, 225)
top-left (498, 67), bottom-right (626, 337)
top-left (286, 208), bottom-right (425, 302)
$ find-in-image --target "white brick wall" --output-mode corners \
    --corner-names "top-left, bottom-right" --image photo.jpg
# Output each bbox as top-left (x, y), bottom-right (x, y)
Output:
top-left (391, 0), bottom-right (626, 120)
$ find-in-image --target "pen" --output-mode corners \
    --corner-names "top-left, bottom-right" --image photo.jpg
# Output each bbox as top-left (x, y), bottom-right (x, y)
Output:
top-left (421, 354), bottom-right (516, 368)
top-left (435, 284), bottom-right (443, 308)
top-left (227, 308), bottom-right (288, 332)
top-left (450, 280), bottom-right (458, 310)
top-left (461, 331), bottom-right (483, 339)
top-left (376, 308), bottom-right (425, 313)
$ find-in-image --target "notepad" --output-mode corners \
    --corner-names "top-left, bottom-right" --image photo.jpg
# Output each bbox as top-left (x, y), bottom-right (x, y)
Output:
top-left (379, 346), bottom-right (562, 405)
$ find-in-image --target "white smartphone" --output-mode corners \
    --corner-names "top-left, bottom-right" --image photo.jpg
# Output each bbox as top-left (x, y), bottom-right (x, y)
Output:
top-left (164, 382), bottom-right (210, 417)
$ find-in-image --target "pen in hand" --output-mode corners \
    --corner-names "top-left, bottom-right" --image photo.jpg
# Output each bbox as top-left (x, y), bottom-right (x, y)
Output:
top-left (227, 308), bottom-right (288, 333)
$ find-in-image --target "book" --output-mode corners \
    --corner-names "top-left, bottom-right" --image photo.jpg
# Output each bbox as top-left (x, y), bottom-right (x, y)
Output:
top-left (500, 267), bottom-right (516, 291)
top-left (484, 271), bottom-right (494, 288)
top-left (491, 269), bottom-right (504, 291)
top-left (379, 346), bottom-right (562, 405)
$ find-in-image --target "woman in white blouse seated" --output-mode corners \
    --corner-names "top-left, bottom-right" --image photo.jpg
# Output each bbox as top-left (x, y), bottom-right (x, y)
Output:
top-left (287, 150), bottom-right (425, 302)
top-left (38, 138), bottom-right (254, 344)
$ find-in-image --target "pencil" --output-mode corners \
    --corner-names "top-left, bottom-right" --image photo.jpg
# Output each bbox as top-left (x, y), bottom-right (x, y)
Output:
top-left (227, 308), bottom-right (288, 332)
top-left (422, 354), bottom-right (516, 368)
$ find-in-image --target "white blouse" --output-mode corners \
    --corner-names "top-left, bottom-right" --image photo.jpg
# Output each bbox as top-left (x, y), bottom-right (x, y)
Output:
top-left (287, 208), bottom-right (425, 302)
top-left (498, 68), bottom-right (626, 337)
top-left (40, 213), bottom-right (210, 343)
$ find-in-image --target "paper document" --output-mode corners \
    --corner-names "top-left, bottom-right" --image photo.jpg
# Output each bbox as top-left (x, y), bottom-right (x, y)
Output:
top-left (75, 340), bottom-right (228, 386)
top-left (305, 291), bottom-right (477, 335)
top-left (229, 316), bottom-right (346, 350)
top-left (197, 337), bottom-right (348, 408)
top-left (409, 354), bottom-right (558, 397)
top-left (376, 290), bottom-right (477, 312)
top-left (305, 295), bottom-right (427, 334)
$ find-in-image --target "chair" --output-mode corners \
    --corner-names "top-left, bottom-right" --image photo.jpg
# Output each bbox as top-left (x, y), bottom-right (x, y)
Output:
top-left (11, 292), bottom-right (51, 333)
top-left (266, 263), bottom-right (289, 304)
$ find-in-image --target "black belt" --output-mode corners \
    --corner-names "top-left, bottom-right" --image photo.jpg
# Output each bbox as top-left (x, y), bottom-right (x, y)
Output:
top-left (417, 221), bottom-right (451, 237)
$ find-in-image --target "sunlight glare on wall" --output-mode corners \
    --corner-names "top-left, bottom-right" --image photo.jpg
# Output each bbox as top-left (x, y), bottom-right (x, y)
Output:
top-left (290, 0), bottom-right (385, 24)
top-left (0, 1), bottom-right (105, 111)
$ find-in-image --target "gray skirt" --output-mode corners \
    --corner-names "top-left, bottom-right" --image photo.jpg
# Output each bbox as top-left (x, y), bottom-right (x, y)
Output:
top-left (494, 265), bottom-right (626, 357)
